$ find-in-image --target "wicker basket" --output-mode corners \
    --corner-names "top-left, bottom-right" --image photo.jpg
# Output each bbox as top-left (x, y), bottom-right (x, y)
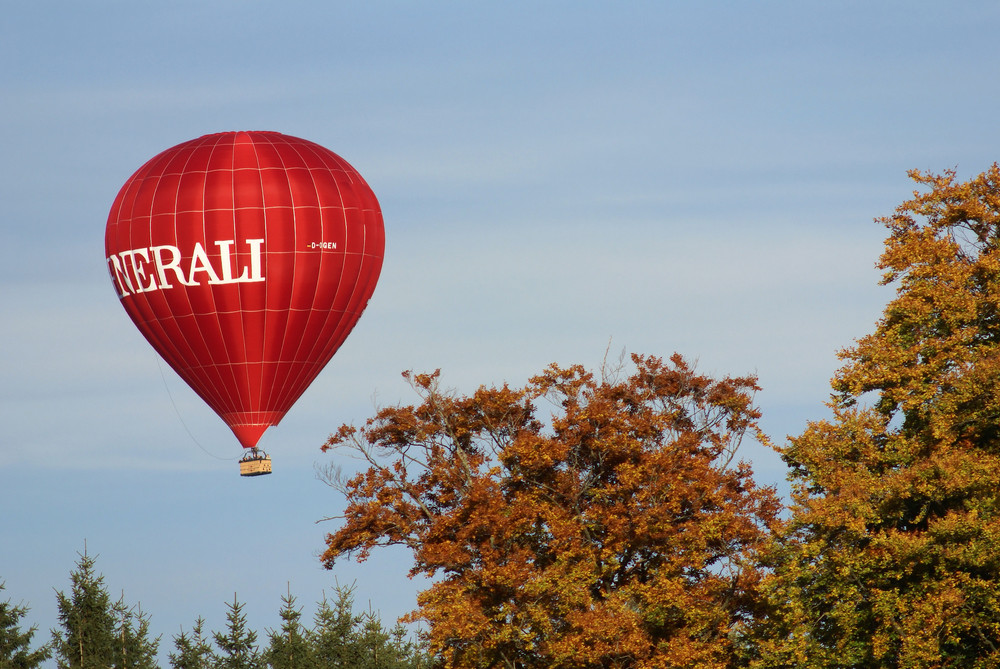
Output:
top-left (239, 457), bottom-right (272, 477)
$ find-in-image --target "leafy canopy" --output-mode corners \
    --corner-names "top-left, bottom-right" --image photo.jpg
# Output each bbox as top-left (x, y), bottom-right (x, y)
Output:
top-left (755, 165), bottom-right (1000, 668)
top-left (321, 353), bottom-right (780, 669)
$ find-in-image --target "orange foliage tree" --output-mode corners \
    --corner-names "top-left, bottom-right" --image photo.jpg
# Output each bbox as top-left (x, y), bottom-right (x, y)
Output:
top-left (754, 166), bottom-right (1000, 668)
top-left (320, 354), bottom-right (781, 669)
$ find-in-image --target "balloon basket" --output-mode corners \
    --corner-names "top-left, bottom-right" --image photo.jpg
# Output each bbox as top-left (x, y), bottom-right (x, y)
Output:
top-left (239, 449), bottom-right (272, 477)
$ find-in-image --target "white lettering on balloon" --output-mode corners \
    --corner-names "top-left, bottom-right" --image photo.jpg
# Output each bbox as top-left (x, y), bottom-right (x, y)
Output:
top-left (107, 238), bottom-right (265, 299)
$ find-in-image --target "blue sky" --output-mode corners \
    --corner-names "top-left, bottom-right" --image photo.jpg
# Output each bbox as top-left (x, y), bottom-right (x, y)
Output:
top-left (4, 0), bottom-right (1000, 662)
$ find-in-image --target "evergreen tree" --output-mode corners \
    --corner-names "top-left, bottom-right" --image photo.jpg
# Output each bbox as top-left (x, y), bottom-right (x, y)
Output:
top-left (212, 595), bottom-right (261, 669)
top-left (354, 608), bottom-right (427, 669)
top-left (169, 618), bottom-right (213, 669)
top-left (263, 588), bottom-right (313, 669)
top-left (112, 599), bottom-right (160, 669)
top-left (52, 551), bottom-right (117, 669)
top-left (52, 550), bottom-right (160, 669)
top-left (382, 624), bottom-right (429, 669)
top-left (311, 586), bottom-right (361, 669)
top-left (311, 585), bottom-right (428, 669)
top-left (355, 608), bottom-right (390, 669)
top-left (0, 581), bottom-right (51, 669)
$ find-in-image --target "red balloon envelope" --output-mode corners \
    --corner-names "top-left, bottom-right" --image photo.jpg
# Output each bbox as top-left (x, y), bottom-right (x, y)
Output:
top-left (105, 131), bottom-right (384, 450)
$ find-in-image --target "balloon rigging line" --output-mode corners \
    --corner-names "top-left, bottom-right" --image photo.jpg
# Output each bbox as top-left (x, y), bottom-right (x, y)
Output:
top-left (155, 354), bottom-right (237, 461)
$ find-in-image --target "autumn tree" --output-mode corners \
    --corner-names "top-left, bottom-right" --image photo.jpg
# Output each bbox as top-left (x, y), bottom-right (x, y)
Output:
top-left (320, 354), bottom-right (781, 669)
top-left (754, 165), bottom-right (1000, 667)
top-left (0, 581), bottom-right (51, 669)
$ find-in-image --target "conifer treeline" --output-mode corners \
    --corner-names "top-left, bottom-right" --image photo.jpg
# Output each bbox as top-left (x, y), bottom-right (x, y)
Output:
top-left (0, 551), bottom-right (428, 669)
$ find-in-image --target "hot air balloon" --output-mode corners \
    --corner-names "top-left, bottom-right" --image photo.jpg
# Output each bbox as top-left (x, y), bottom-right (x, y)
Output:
top-left (105, 131), bottom-right (385, 476)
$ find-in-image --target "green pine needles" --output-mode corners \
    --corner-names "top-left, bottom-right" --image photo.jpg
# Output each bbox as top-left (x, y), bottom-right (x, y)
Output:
top-left (0, 581), bottom-right (51, 669)
top-left (4, 550), bottom-right (428, 669)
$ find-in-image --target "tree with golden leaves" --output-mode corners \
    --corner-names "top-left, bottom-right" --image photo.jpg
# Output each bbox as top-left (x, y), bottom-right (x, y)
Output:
top-left (754, 165), bottom-right (1000, 668)
top-left (320, 354), bottom-right (780, 669)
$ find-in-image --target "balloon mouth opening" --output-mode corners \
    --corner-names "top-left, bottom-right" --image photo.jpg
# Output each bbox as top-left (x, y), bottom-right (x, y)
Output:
top-left (225, 420), bottom-right (275, 450)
